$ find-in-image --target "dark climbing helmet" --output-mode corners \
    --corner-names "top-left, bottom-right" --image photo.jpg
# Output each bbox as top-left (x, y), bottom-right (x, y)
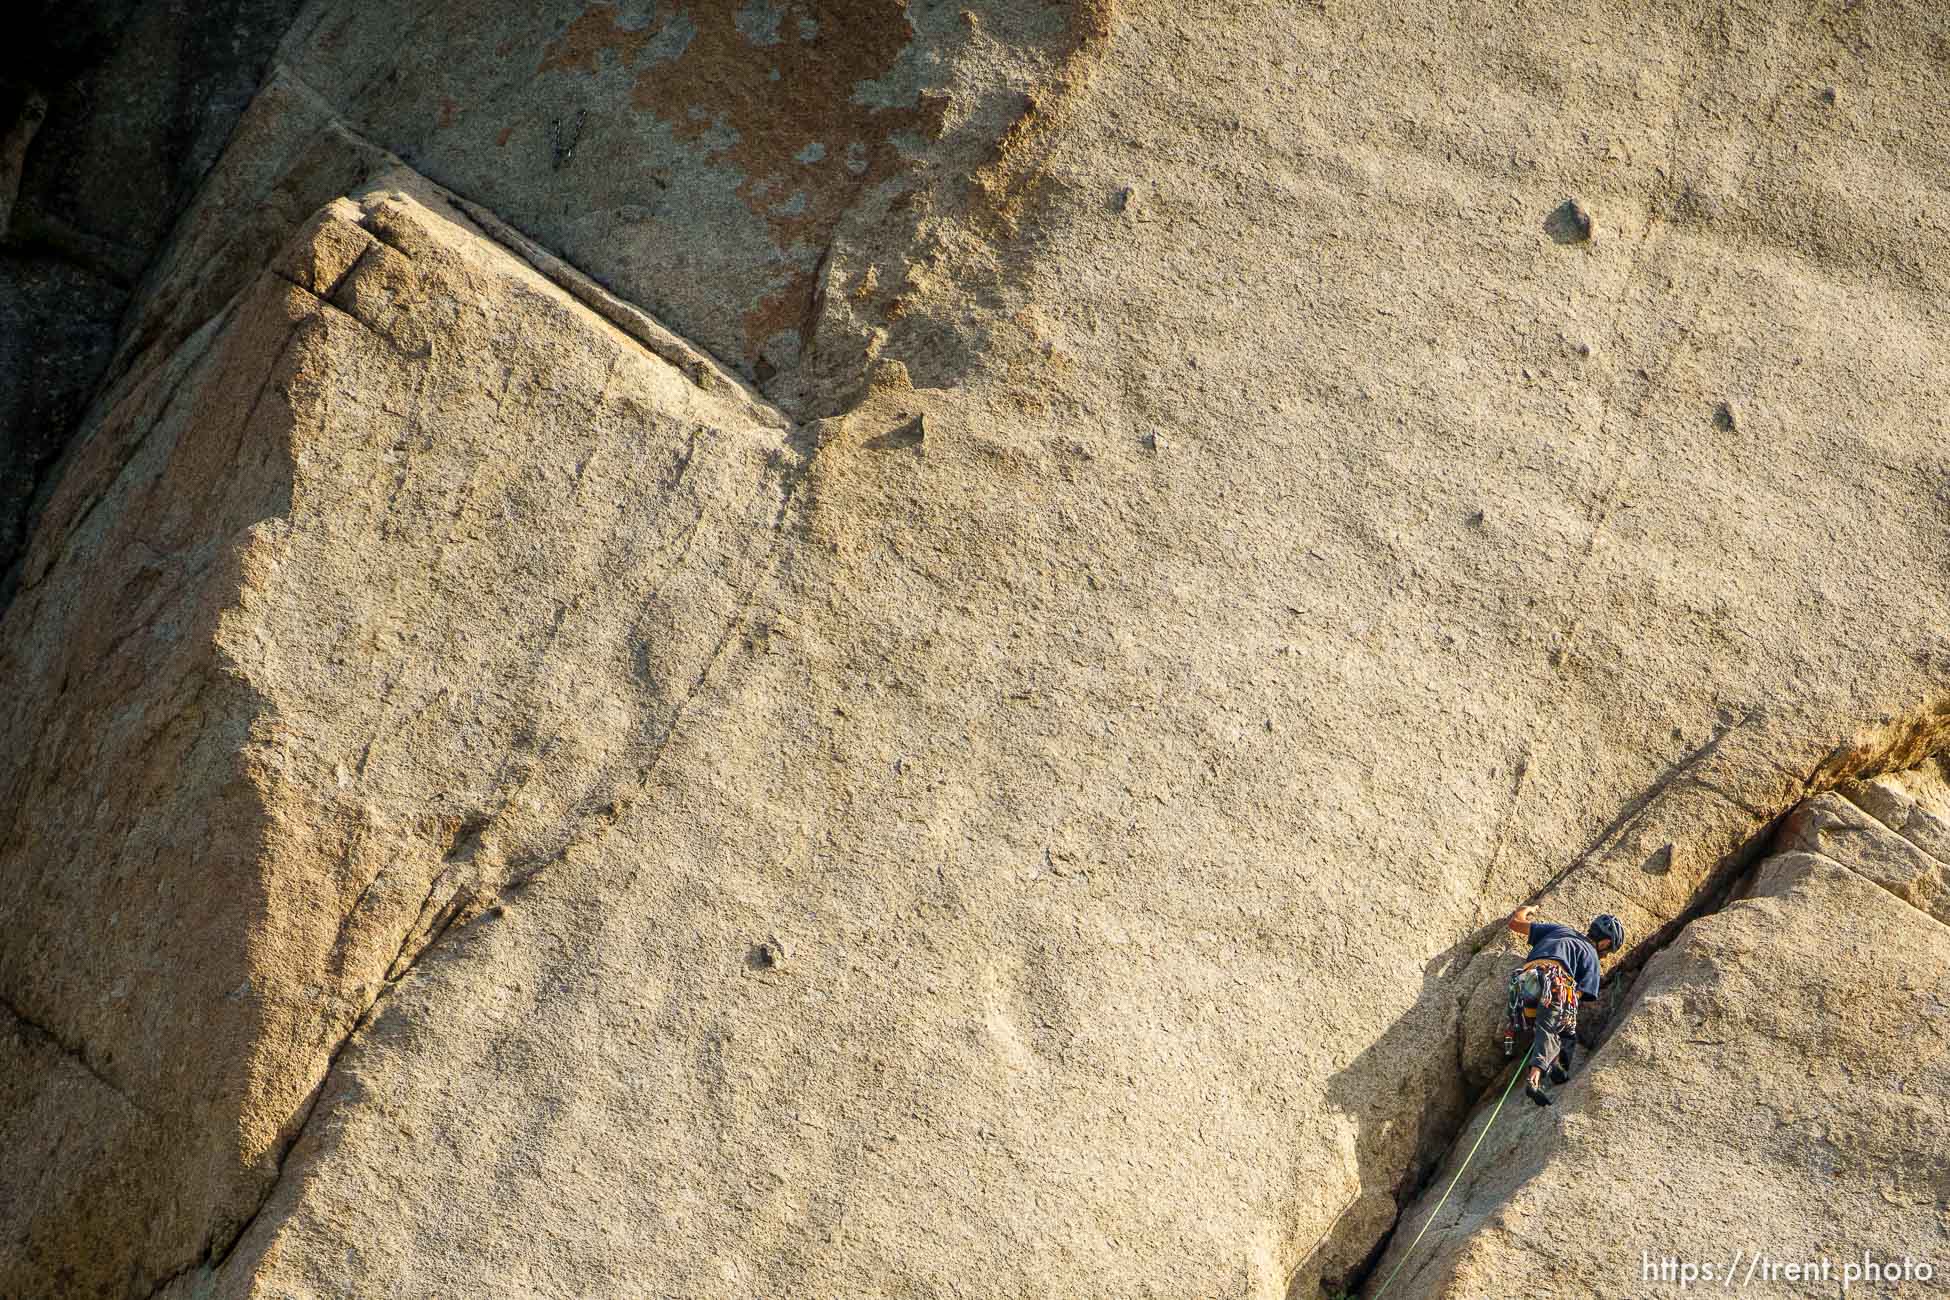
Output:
top-left (1588, 914), bottom-right (1625, 951)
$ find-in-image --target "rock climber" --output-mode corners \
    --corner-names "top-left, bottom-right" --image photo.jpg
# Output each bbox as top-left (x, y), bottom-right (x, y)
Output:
top-left (1502, 904), bottom-right (1624, 1107)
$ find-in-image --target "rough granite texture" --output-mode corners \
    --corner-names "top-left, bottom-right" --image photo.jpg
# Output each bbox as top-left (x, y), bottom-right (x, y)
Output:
top-left (1, 186), bottom-right (790, 1296)
top-left (3, 2), bottom-right (1950, 1298)
top-left (270, 0), bottom-right (1110, 391)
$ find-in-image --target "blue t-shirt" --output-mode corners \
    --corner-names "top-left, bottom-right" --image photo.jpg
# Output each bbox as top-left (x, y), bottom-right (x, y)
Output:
top-left (1525, 921), bottom-right (1601, 1001)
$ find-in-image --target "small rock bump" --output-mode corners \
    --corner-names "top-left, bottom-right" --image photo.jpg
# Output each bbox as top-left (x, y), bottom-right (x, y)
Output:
top-left (1544, 199), bottom-right (1594, 245)
top-left (746, 936), bottom-right (788, 973)
top-left (1712, 401), bottom-right (1738, 432)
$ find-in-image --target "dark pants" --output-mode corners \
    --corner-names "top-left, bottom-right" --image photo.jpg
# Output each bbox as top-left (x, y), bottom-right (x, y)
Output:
top-left (1533, 1023), bottom-right (1575, 1078)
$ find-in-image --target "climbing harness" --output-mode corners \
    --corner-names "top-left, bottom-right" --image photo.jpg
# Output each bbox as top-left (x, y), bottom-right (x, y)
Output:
top-left (1368, 1038), bottom-right (1540, 1300)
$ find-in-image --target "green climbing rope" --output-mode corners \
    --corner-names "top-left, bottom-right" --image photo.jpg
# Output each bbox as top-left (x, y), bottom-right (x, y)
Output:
top-left (1367, 1038), bottom-right (1539, 1300)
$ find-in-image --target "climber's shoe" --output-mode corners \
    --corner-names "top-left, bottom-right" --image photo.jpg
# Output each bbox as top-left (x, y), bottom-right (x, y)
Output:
top-left (1548, 1062), bottom-right (1571, 1085)
top-left (1525, 1080), bottom-right (1554, 1107)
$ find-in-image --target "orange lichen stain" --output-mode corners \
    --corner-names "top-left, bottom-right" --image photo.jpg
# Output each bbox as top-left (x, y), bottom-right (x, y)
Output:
top-left (438, 97), bottom-right (460, 128)
top-left (496, 125), bottom-right (514, 147)
top-left (744, 274), bottom-right (819, 363)
top-left (538, 5), bottom-right (659, 75)
top-left (539, 1), bottom-right (946, 361)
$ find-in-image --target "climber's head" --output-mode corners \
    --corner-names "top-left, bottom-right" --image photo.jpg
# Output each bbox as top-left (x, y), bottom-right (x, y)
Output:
top-left (1587, 914), bottom-right (1624, 955)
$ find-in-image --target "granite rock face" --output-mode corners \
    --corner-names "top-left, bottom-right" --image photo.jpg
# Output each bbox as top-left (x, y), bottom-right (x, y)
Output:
top-left (4, 3), bottom-right (1950, 1298)
top-left (0, 184), bottom-right (791, 1296)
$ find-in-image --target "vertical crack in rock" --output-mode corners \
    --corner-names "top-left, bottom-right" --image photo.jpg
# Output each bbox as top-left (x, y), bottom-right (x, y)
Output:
top-left (1351, 764), bottom-right (1950, 1298)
